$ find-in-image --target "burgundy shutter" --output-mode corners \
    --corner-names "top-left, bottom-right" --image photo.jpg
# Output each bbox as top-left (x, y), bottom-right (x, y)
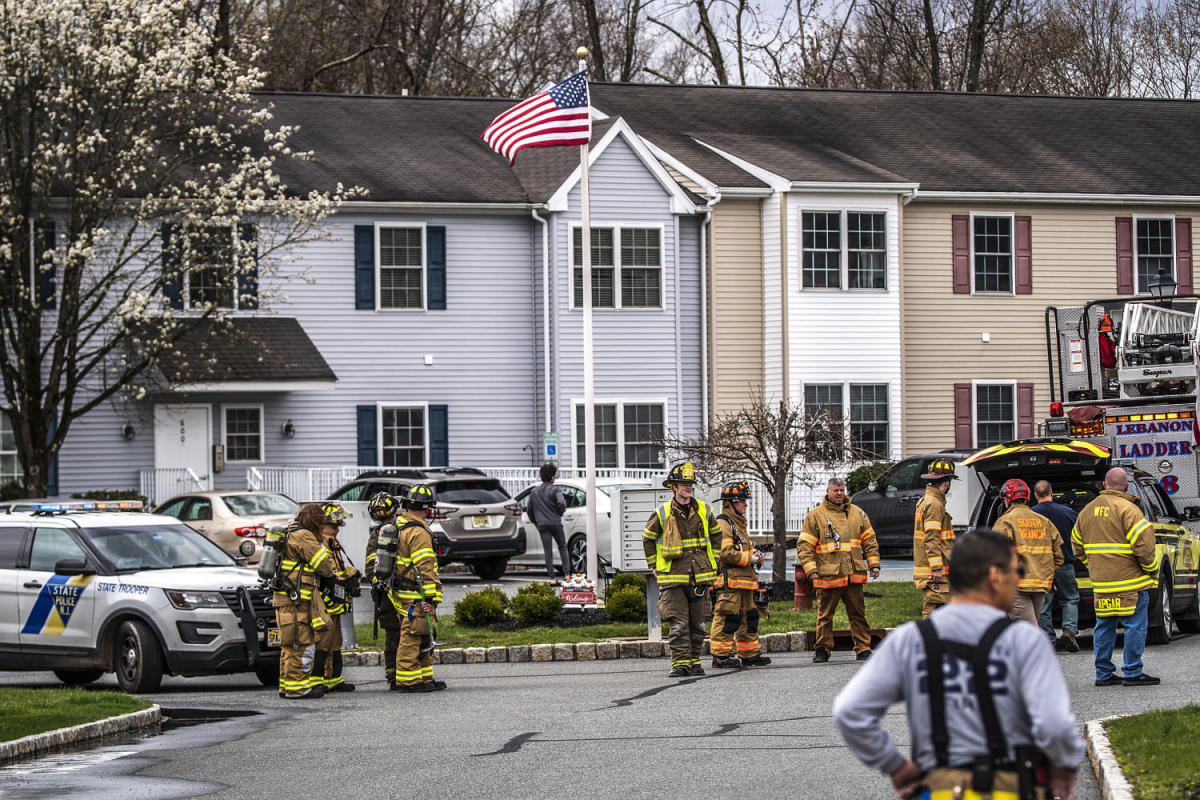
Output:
top-left (1017, 383), bottom-right (1035, 438)
top-left (1176, 217), bottom-right (1193, 295)
top-left (1014, 215), bottom-right (1032, 294)
top-left (954, 383), bottom-right (973, 448)
top-left (952, 215), bottom-right (971, 294)
top-left (1116, 217), bottom-right (1133, 295)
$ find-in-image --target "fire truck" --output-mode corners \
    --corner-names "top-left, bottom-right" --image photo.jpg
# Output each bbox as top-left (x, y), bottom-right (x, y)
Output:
top-left (1044, 293), bottom-right (1200, 524)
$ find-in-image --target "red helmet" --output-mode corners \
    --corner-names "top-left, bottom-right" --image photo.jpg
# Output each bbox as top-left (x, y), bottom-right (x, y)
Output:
top-left (1001, 478), bottom-right (1030, 505)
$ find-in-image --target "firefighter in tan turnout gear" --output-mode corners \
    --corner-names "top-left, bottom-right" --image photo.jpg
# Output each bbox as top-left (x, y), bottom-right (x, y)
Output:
top-left (709, 480), bottom-right (771, 669)
top-left (644, 462), bottom-right (720, 677)
top-left (388, 484), bottom-right (447, 693)
top-left (364, 491), bottom-right (404, 688)
top-left (913, 459), bottom-right (957, 618)
top-left (799, 477), bottom-right (881, 663)
top-left (992, 479), bottom-right (1063, 625)
top-left (312, 502), bottom-right (358, 692)
top-left (273, 503), bottom-right (337, 698)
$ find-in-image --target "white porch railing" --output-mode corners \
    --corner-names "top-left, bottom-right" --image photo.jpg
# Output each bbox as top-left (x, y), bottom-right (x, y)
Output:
top-left (139, 467), bottom-right (205, 506)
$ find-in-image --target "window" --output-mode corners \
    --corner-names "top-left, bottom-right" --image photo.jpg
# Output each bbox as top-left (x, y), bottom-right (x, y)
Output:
top-left (382, 406), bottom-right (425, 466)
top-left (183, 498), bottom-right (213, 522)
top-left (1135, 217), bottom-right (1174, 294)
top-left (802, 211), bottom-right (888, 290)
top-left (575, 400), bottom-right (665, 469)
top-left (802, 212), bottom-right (841, 288)
top-left (0, 526), bottom-right (24, 569)
top-left (848, 213), bottom-right (887, 289)
top-left (975, 383), bottom-right (1015, 448)
top-left (379, 226), bottom-right (424, 310)
top-left (850, 384), bottom-right (889, 458)
top-left (0, 410), bottom-right (20, 487)
top-left (572, 225), bottom-right (662, 309)
top-left (973, 215), bottom-right (1012, 293)
top-left (29, 528), bottom-right (86, 572)
top-left (188, 226), bottom-right (236, 309)
top-left (882, 459), bottom-right (922, 493)
top-left (804, 384), bottom-right (844, 460)
top-left (223, 406), bottom-right (262, 462)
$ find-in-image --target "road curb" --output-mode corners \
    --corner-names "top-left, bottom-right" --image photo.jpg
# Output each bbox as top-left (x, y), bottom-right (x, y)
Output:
top-left (1085, 715), bottom-right (1135, 800)
top-left (0, 704), bottom-right (161, 766)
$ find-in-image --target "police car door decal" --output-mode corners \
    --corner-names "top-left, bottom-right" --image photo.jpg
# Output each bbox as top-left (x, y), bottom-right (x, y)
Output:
top-left (21, 574), bottom-right (94, 635)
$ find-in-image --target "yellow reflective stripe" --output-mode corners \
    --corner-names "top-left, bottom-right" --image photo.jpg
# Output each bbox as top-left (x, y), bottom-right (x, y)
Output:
top-left (924, 521), bottom-right (941, 530)
top-left (861, 528), bottom-right (876, 540)
top-left (1082, 543), bottom-right (1133, 553)
top-left (365, 552), bottom-right (377, 564)
top-left (1093, 575), bottom-right (1157, 591)
top-left (1142, 551), bottom-right (1162, 574)
top-left (799, 533), bottom-right (819, 546)
top-left (310, 547), bottom-right (330, 569)
top-left (1127, 519), bottom-right (1152, 546)
top-left (411, 548), bottom-right (437, 561)
top-left (1071, 525), bottom-right (1083, 546)
top-left (867, 557), bottom-right (881, 567)
top-left (800, 560), bottom-right (817, 573)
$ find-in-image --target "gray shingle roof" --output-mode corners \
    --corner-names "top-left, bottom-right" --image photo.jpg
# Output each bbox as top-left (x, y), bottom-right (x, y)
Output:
top-left (157, 317), bottom-right (336, 384)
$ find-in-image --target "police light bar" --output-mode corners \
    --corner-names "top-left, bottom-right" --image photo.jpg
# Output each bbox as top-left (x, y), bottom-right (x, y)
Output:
top-left (30, 500), bottom-right (144, 513)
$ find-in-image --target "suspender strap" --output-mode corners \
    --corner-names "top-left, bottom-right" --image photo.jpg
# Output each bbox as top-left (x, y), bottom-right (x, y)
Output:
top-left (915, 619), bottom-right (950, 768)
top-left (974, 616), bottom-right (1015, 766)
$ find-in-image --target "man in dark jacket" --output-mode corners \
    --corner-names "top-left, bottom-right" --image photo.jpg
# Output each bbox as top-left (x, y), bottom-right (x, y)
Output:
top-left (529, 462), bottom-right (569, 584)
top-left (1031, 480), bottom-right (1080, 652)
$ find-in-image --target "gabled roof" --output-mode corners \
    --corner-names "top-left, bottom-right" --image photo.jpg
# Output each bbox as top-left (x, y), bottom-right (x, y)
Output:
top-left (155, 317), bottom-right (336, 390)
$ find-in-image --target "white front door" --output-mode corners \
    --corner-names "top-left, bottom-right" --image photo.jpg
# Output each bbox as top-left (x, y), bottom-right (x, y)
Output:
top-left (154, 404), bottom-right (212, 492)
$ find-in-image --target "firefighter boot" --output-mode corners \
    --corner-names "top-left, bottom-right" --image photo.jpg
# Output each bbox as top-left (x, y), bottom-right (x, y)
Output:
top-left (712, 656), bottom-right (742, 669)
top-left (740, 655), bottom-right (772, 666)
top-left (812, 647), bottom-right (830, 663)
top-left (310, 649), bottom-right (329, 690)
top-left (330, 651), bottom-right (355, 692)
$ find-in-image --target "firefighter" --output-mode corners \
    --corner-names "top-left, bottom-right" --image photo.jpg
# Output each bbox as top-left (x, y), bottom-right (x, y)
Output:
top-left (388, 484), bottom-right (446, 693)
top-left (274, 503), bottom-right (337, 699)
top-left (992, 479), bottom-right (1063, 625)
top-left (312, 502), bottom-right (358, 692)
top-left (709, 480), bottom-right (771, 669)
top-left (799, 477), bottom-right (881, 663)
top-left (365, 491), bottom-right (404, 687)
top-left (913, 459), bottom-right (957, 618)
top-left (644, 461), bottom-right (720, 677)
top-left (1073, 467), bottom-right (1161, 686)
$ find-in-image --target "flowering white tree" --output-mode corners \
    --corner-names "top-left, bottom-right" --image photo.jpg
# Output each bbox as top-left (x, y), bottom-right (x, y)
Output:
top-left (0, 0), bottom-right (351, 496)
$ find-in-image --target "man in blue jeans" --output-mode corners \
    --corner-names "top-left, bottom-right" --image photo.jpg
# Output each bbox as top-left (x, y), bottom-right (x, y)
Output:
top-left (1032, 480), bottom-right (1080, 652)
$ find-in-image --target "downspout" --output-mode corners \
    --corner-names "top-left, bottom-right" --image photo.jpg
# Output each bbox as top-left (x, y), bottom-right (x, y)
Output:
top-left (700, 192), bottom-right (718, 431)
top-left (532, 208), bottom-right (551, 438)
top-left (674, 216), bottom-right (683, 435)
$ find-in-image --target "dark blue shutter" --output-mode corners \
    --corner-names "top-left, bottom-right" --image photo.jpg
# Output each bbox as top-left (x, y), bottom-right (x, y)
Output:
top-left (356, 405), bottom-right (378, 467)
top-left (46, 413), bottom-right (58, 497)
top-left (238, 223), bottom-right (258, 310)
top-left (39, 223), bottom-right (56, 309)
top-left (429, 404), bottom-right (448, 467)
top-left (426, 226), bottom-right (446, 310)
top-left (355, 225), bottom-right (375, 309)
top-left (162, 224), bottom-right (183, 309)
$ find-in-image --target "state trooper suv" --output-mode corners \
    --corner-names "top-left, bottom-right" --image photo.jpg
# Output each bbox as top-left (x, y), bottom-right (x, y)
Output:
top-left (0, 502), bottom-right (278, 692)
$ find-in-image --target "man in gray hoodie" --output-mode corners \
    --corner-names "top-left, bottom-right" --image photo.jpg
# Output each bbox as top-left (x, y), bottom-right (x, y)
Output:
top-left (833, 529), bottom-right (1083, 800)
top-left (529, 462), bottom-right (569, 584)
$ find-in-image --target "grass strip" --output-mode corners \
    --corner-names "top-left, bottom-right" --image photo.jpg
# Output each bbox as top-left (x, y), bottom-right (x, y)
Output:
top-left (1104, 704), bottom-right (1200, 800)
top-left (0, 687), bottom-right (151, 743)
top-left (353, 582), bottom-right (922, 649)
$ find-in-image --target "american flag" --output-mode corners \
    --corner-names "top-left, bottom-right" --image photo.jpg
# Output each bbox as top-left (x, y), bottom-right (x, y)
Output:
top-left (482, 71), bottom-right (591, 164)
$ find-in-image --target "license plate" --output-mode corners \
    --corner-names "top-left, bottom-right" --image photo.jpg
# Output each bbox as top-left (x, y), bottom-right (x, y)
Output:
top-left (471, 515), bottom-right (492, 529)
top-left (266, 628), bottom-right (281, 647)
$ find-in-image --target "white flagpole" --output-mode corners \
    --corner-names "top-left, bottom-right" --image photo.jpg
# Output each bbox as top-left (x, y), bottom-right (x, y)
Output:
top-left (577, 47), bottom-right (599, 588)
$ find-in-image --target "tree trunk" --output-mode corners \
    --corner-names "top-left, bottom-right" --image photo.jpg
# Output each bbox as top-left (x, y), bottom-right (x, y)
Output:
top-left (579, 0), bottom-right (608, 81)
top-left (922, 0), bottom-right (942, 90)
top-left (965, 0), bottom-right (995, 92)
top-left (770, 483), bottom-right (788, 585)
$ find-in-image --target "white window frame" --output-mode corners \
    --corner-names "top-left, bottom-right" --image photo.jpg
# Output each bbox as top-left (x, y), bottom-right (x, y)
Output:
top-left (0, 408), bottom-right (21, 486)
top-left (378, 402), bottom-right (429, 467)
top-left (185, 222), bottom-right (239, 311)
top-left (568, 222), bottom-right (666, 311)
top-left (971, 380), bottom-right (1018, 449)
top-left (1133, 214), bottom-right (1176, 296)
top-left (221, 403), bottom-right (265, 464)
top-left (969, 212), bottom-right (1016, 296)
top-left (571, 397), bottom-right (669, 469)
top-left (800, 382), bottom-right (894, 460)
top-left (375, 222), bottom-right (427, 312)
top-left (797, 208), bottom-right (890, 292)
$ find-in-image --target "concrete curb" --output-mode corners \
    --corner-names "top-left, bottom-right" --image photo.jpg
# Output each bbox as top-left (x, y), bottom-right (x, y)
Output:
top-left (0, 704), bottom-right (161, 766)
top-left (344, 631), bottom-right (811, 666)
top-left (1085, 716), bottom-right (1135, 800)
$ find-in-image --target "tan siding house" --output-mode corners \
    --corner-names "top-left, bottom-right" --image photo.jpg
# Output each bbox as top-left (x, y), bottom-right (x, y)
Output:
top-left (709, 198), bottom-right (766, 416)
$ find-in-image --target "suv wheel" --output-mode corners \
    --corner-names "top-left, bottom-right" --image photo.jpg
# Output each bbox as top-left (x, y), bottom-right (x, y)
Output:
top-left (1147, 570), bottom-right (1173, 645)
top-left (471, 557), bottom-right (508, 581)
top-left (568, 534), bottom-right (587, 574)
top-left (54, 669), bottom-right (103, 686)
top-left (113, 619), bottom-right (165, 693)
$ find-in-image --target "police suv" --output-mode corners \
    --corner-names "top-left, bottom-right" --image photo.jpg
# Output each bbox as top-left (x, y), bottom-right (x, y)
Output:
top-left (0, 502), bottom-right (278, 692)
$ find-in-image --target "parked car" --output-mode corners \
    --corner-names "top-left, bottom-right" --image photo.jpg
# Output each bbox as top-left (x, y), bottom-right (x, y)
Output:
top-left (325, 468), bottom-right (524, 580)
top-left (0, 501), bottom-right (278, 692)
top-left (850, 449), bottom-right (979, 552)
top-left (510, 477), bottom-right (655, 574)
top-left (965, 437), bottom-right (1200, 642)
top-left (153, 491), bottom-right (299, 565)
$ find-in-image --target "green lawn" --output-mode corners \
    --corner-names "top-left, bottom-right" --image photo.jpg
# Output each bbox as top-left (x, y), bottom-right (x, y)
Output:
top-left (0, 688), bottom-right (151, 742)
top-left (352, 582), bottom-right (922, 650)
top-left (1104, 705), bottom-right (1200, 800)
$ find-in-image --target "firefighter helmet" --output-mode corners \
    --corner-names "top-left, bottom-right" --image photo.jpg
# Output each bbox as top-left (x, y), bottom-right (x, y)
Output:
top-left (367, 491), bottom-right (398, 521)
top-left (663, 461), bottom-right (698, 488)
top-left (402, 484), bottom-right (436, 510)
top-left (720, 480), bottom-right (750, 504)
top-left (320, 502), bottom-right (352, 526)
top-left (1001, 478), bottom-right (1031, 505)
top-left (921, 459), bottom-right (959, 481)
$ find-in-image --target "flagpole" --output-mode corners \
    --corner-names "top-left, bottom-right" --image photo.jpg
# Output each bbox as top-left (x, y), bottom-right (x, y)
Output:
top-left (577, 46), bottom-right (599, 588)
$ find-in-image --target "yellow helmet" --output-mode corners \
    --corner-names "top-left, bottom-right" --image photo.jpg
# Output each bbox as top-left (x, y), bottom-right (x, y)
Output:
top-left (921, 459), bottom-right (959, 481)
top-left (663, 461), bottom-right (697, 488)
top-left (402, 484), bottom-right (436, 510)
top-left (320, 502), bottom-right (352, 526)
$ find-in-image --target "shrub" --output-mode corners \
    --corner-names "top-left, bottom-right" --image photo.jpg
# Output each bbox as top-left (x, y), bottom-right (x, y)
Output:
top-left (845, 462), bottom-right (894, 496)
top-left (604, 572), bottom-right (646, 604)
top-left (605, 587), bottom-right (647, 622)
top-left (510, 582), bottom-right (564, 625)
top-left (72, 489), bottom-right (149, 506)
top-left (454, 587), bottom-right (509, 627)
top-left (0, 480), bottom-right (23, 502)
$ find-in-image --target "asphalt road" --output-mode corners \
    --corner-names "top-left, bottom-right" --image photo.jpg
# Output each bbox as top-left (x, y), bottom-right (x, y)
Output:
top-left (3, 629), bottom-right (1199, 799)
